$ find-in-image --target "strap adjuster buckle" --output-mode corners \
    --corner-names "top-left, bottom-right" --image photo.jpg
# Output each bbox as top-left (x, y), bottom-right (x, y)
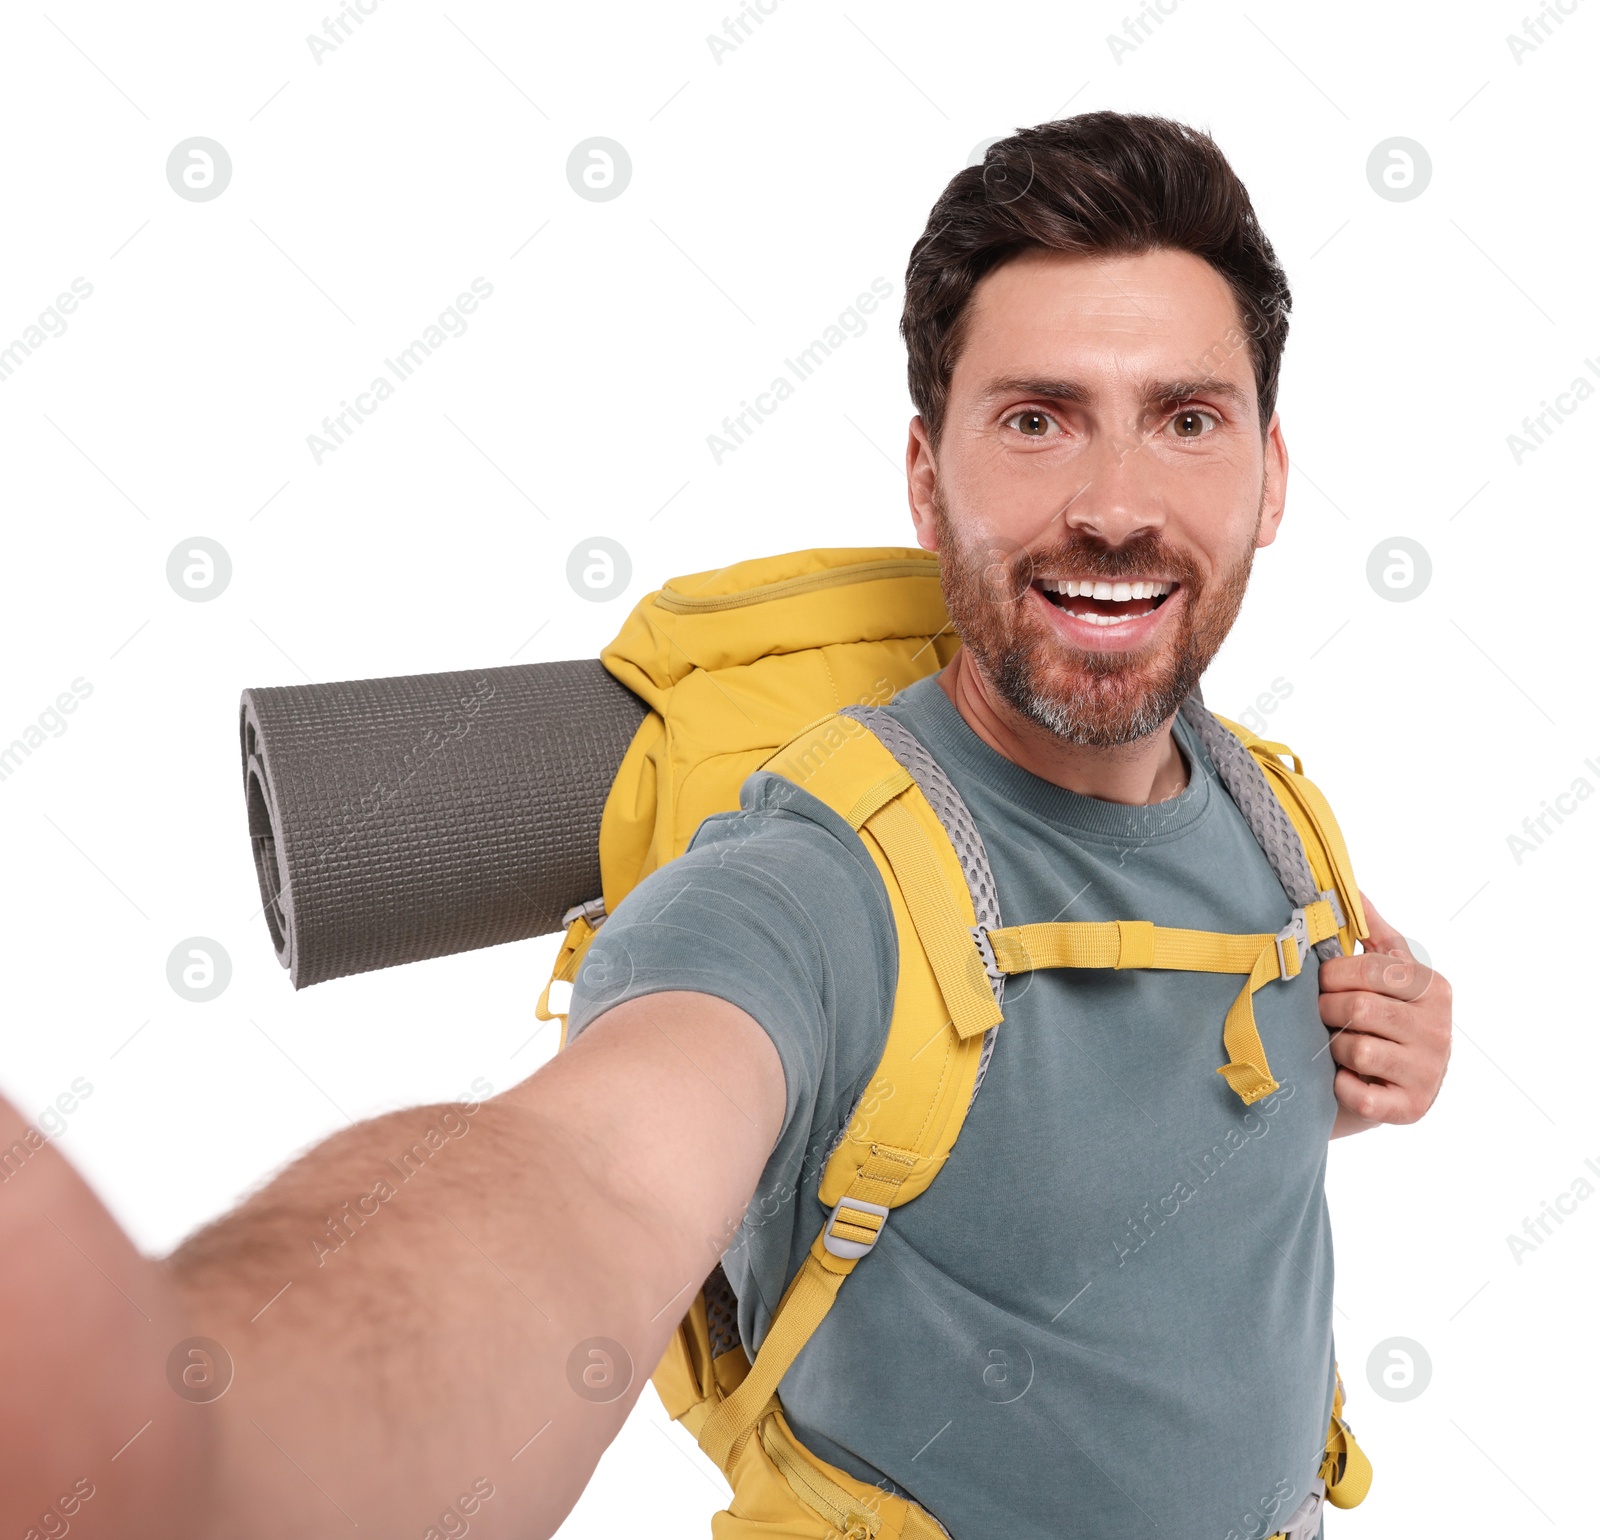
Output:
top-left (969, 924), bottom-right (1002, 987)
top-left (562, 896), bottom-right (607, 930)
top-left (1271, 1475), bottom-right (1326, 1540)
top-left (1274, 907), bottom-right (1308, 978)
top-left (822, 1196), bottom-right (889, 1260)
top-left (1319, 886), bottom-right (1345, 930)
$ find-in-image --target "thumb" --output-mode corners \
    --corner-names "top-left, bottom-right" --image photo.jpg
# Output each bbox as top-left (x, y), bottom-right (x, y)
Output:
top-left (1358, 890), bottom-right (1410, 957)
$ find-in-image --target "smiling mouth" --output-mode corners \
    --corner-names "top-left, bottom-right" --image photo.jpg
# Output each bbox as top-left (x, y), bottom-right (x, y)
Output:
top-left (1033, 576), bottom-right (1177, 627)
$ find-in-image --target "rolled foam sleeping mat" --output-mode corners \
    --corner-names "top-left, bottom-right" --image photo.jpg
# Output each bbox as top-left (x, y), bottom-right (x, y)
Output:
top-left (240, 659), bottom-right (647, 989)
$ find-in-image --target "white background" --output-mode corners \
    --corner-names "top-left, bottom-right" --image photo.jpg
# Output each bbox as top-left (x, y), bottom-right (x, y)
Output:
top-left (1, 1), bottom-right (1595, 1535)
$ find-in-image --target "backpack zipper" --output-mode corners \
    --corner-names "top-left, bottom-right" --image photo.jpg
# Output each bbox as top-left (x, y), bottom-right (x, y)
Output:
top-left (653, 557), bottom-right (938, 614)
top-left (759, 1414), bottom-right (883, 1538)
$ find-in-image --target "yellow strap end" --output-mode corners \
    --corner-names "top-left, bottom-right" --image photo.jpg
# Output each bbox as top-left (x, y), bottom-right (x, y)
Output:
top-left (532, 977), bottom-right (566, 1025)
top-left (1216, 1062), bottom-right (1280, 1104)
top-left (1323, 1423), bottom-right (1374, 1508)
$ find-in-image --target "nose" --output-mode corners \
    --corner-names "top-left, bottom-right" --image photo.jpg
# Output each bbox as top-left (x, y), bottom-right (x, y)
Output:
top-left (1054, 419), bottom-right (1168, 548)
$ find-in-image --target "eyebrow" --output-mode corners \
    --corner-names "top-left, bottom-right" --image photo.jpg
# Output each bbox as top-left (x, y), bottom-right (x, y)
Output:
top-left (975, 375), bottom-right (1252, 413)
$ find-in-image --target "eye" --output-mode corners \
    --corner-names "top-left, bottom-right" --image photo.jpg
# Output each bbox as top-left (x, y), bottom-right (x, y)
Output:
top-left (1168, 407), bottom-right (1218, 439)
top-left (1003, 408), bottom-right (1059, 438)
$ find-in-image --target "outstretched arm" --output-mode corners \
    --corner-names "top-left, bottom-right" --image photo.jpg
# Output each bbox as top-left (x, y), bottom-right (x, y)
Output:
top-left (0, 990), bottom-right (785, 1539)
top-left (1321, 893), bottom-right (1453, 1137)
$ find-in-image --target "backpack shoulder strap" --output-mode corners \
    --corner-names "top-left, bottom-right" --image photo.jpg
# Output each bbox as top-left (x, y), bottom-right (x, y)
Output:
top-left (1180, 695), bottom-right (1368, 958)
top-left (696, 706), bottom-right (998, 1472)
top-left (1236, 725), bottom-right (1369, 955)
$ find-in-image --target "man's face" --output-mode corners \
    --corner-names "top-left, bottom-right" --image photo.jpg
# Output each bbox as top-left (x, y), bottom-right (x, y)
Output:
top-left (908, 246), bottom-right (1288, 747)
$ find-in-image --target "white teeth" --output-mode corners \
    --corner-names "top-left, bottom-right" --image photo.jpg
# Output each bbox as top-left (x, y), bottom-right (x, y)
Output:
top-left (1037, 578), bottom-right (1174, 599)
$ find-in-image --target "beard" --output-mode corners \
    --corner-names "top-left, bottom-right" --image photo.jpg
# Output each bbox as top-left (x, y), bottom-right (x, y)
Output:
top-left (931, 486), bottom-right (1260, 748)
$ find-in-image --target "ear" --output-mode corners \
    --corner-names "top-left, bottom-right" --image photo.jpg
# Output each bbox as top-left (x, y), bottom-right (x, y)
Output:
top-left (1256, 411), bottom-right (1288, 549)
top-left (906, 416), bottom-right (940, 552)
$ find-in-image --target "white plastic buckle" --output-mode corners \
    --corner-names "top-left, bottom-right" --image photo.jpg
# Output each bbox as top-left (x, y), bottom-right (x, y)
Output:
top-left (822, 1196), bottom-right (889, 1260)
top-left (1275, 1476), bottom-right (1326, 1540)
top-left (1318, 886), bottom-right (1345, 930)
top-left (1274, 907), bottom-right (1308, 978)
top-left (969, 924), bottom-right (1003, 987)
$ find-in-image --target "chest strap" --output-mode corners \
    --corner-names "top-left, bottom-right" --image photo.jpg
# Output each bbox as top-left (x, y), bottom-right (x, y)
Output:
top-left (973, 895), bottom-right (1342, 1105)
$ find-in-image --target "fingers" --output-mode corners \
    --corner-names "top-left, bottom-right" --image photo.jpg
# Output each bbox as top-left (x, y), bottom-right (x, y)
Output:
top-left (1323, 891), bottom-right (1446, 1002)
top-left (1331, 1065), bottom-right (1422, 1125)
top-left (1324, 1056), bottom-right (1440, 1126)
top-left (1319, 950), bottom-right (1442, 1004)
top-left (1318, 892), bottom-right (1453, 1130)
top-left (1321, 969), bottom-right (1453, 1039)
top-left (1320, 987), bottom-right (1407, 1045)
top-left (1356, 890), bottom-right (1408, 957)
top-left (1326, 1020), bottom-right (1412, 1082)
top-left (1324, 991), bottom-right (1452, 1126)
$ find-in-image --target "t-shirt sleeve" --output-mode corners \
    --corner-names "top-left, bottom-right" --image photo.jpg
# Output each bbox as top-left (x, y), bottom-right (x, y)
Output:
top-left (564, 771), bottom-right (899, 1156)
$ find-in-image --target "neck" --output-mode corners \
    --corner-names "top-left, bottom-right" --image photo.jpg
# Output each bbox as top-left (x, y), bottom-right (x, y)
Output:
top-left (936, 645), bottom-right (1189, 806)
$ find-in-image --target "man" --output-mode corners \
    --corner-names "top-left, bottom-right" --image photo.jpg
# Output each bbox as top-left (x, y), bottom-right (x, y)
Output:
top-left (0, 113), bottom-right (1450, 1539)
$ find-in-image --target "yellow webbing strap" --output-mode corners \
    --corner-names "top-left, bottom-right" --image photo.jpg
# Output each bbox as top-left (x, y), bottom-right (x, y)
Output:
top-left (1251, 737), bottom-right (1304, 776)
top-left (699, 716), bottom-right (994, 1479)
top-left (988, 920), bottom-right (1270, 975)
top-left (843, 763), bottom-right (914, 828)
top-left (534, 914), bottom-right (601, 1052)
top-left (858, 794), bottom-right (1003, 1042)
top-left (985, 899), bottom-right (1339, 1106)
top-left (1318, 1366), bottom-right (1374, 1509)
top-left (698, 1144), bottom-right (919, 1473)
top-left (827, 750), bottom-right (999, 1044)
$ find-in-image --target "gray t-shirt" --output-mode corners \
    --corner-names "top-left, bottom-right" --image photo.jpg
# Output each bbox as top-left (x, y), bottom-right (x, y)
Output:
top-left (567, 673), bottom-right (1340, 1540)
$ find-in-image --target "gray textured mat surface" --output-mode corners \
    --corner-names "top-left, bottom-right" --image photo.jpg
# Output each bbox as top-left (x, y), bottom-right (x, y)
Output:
top-left (240, 659), bottom-right (647, 989)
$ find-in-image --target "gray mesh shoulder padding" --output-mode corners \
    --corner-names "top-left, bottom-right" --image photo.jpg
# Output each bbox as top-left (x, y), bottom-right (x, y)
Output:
top-left (836, 703), bottom-right (1004, 1114)
top-left (703, 1262), bottom-right (741, 1357)
top-left (1178, 689), bottom-right (1343, 966)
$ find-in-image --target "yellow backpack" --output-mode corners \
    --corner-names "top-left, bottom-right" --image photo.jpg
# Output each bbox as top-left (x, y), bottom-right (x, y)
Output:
top-left (536, 544), bottom-right (1375, 1539)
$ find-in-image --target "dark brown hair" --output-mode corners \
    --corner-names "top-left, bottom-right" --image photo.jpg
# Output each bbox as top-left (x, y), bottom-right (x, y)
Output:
top-left (901, 112), bottom-right (1291, 450)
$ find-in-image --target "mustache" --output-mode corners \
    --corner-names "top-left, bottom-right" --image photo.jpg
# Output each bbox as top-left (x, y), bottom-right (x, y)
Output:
top-left (979, 531), bottom-right (1204, 598)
